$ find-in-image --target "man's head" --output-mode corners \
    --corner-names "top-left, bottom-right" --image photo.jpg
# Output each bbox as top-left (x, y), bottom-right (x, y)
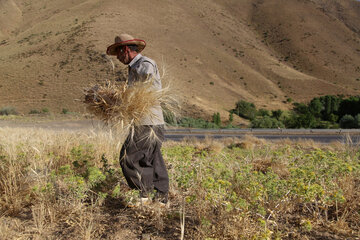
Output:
top-left (106, 34), bottom-right (146, 65)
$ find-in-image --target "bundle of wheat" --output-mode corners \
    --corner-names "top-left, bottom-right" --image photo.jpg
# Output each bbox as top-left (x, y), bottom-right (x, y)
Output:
top-left (83, 79), bottom-right (178, 130)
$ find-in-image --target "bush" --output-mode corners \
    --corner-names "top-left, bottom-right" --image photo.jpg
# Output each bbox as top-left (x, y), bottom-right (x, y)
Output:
top-left (0, 106), bottom-right (18, 115)
top-left (314, 121), bottom-right (332, 129)
top-left (233, 100), bottom-right (257, 120)
top-left (327, 113), bottom-right (338, 123)
top-left (339, 114), bottom-right (357, 128)
top-left (29, 109), bottom-right (41, 114)
top-left (251, 116), bottom-right (285, 128)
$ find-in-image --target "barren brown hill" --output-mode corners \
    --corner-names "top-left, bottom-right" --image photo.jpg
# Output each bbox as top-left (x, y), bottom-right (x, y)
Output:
top-left (0, 0), bottom-right (359, 120)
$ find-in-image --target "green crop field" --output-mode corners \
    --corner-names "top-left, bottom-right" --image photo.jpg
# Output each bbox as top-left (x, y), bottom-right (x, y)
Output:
top-left (0, 128), bottom-right (359, 239)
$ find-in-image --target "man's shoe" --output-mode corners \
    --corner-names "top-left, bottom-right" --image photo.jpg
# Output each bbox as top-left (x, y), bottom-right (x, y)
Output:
top-left (154, 191), bottom-right (168, 204)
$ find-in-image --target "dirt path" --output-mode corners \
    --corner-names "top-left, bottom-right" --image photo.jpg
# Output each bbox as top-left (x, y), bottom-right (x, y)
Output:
top-left (0, 119), bottom-right (104, 131)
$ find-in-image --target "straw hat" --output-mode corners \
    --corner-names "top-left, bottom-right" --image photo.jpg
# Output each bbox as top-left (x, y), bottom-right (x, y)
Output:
top-left (106, 33), bottom-right (146, 55)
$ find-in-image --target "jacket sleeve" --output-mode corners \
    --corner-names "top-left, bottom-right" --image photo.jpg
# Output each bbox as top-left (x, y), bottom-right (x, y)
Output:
top-left (136, 61), bottom-right (156, 82)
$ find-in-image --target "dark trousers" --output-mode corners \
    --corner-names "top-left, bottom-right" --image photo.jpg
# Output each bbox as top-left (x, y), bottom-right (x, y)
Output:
top-left (119, 125), bottom-right (169, 195)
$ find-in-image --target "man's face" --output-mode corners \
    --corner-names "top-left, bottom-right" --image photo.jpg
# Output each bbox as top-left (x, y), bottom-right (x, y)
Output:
top-left (116, 46), bottom-right (130, 64)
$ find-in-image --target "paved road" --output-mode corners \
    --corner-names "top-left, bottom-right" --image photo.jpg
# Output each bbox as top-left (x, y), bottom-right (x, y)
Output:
top-left (165, 129), bottom-right (360, 143)
top-left (165, 133), bottom-right (360, 143)
top-left (1, 119), bottom-right (360, 143)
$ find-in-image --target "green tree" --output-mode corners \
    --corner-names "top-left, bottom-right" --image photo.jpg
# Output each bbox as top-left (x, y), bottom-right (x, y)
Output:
top-left (228, 112), bottom-right (233, 124)
top-left (339, 96), bottom-right (360, 119)
top-left (309, 98), bottom-right (323, 117)
top-left (271, 109), bottom-right (283, 120)
top-left (212, 112), bottom-right (221, 126)
top-left (233, 100), bottom-right (257, 120)
top-left (291, 103), bottom-right (317, 128)
top-left (293, 102), bottom-right (308, 115)
top-left (318, 95), bottom-right (341, 121)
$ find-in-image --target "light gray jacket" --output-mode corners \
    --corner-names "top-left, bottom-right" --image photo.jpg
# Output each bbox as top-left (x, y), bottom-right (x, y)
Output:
top-left (128, 54), bottom-right (165, 125)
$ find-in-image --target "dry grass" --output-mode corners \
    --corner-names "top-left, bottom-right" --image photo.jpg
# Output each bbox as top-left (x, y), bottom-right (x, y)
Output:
top-left (177, 136), bottom-right (225, 154)
top-left (83, 77), bottom-right (178, 130)
top-left (84, 80), bottom-right (155, 127)
top-left (252, 158), bottom-right (290, 179)
top-left (0, 127), bottom-right (123, 239)
top-left (1, 127), bottom-right (360, 239)
top-left (168, 135), bottom-right (267, 153)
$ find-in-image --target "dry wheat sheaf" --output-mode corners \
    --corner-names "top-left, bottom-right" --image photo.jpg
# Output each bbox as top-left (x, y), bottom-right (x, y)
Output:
top-left (83, 76), bottom-right (178, 135)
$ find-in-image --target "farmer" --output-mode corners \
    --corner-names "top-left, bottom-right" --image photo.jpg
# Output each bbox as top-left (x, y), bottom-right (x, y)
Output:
top-left (106, 34), bottom-right (169, 204)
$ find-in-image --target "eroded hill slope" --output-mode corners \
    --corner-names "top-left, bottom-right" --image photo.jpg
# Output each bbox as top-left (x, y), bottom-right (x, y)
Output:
top-left (0, 0), bottom-right (359, 119)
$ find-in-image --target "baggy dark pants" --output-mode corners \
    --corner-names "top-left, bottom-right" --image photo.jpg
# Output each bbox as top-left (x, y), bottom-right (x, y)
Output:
top-left (119, 125), bottom-right (169, 195)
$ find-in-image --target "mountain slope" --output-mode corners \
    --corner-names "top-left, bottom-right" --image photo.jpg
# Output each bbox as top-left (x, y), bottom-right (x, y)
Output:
top-left (0, 0), bottom-right (359, 120)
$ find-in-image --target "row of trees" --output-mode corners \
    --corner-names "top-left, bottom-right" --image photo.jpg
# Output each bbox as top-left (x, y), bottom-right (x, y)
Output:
top-left (163, 95), bottom-right (360, 129)
top-left (231, 95), bottom-right (360, 129)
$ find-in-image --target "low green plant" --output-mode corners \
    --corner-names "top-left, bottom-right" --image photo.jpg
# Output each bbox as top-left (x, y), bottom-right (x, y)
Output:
top-left (178, 117), bottom-right (219, 128)
top-left (1, 128), bottom-right (360, 239)
top-left (163, 108), bottom-right (177, 125)
top-left (251, 116), bottom-right (285, 128)
top-left (0, 106), bottom-right (18, 115)
top-left (29, 109), bottom-right (41, 114)
top-left (62, 108), bottom-right (70, 114)
top-left (163, 141), bottom-right (360, 239)
top-left (257, 108), bottom-right (270, 117)
top-left (228, 112), bottom-right (233, 124)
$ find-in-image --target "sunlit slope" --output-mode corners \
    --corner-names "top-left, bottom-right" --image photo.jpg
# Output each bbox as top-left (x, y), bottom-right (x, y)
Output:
top-left (0, 0), bottom-right (359, 118)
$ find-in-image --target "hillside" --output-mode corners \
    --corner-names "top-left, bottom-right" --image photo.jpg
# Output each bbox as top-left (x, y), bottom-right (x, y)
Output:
top-left (0, 0), bottom-right (359, 120)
